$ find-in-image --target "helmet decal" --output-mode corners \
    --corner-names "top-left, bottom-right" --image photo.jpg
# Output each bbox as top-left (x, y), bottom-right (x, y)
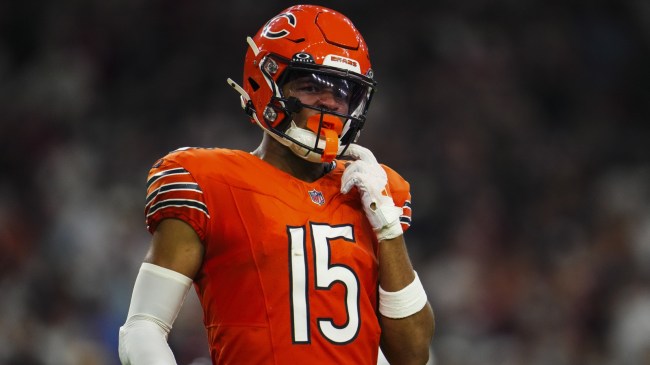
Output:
top-left (261, 13), bottom-right (296, 39)
top-left (323, 55), bottom-right (361, 74)
top-left (292, 52), bottom-right (315, 64)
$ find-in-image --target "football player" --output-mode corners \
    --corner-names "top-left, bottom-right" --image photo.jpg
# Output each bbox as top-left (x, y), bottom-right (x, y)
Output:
top-left (118, 4), bottom-right (434, 364)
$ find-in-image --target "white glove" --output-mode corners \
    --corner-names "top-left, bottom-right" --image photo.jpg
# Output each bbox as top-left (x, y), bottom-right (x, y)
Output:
top-left (341, 144), bottom-right (403, 241)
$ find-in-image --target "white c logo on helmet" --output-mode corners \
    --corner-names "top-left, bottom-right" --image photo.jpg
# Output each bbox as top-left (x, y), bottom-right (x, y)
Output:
top-left (261, 13), bottom-right (297, 39)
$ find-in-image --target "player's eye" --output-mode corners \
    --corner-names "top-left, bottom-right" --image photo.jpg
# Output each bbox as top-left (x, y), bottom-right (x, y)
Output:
top-left (296, 82), bottom-right (322, 94)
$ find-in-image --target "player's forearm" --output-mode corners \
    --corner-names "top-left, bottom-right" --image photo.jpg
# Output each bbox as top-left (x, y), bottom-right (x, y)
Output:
top-left (119, 318), bottom-right (178, 365)
top-left (378, 235), bottom-right (435, 364)
top-left (119, 263), bottom-right (193, 365)
top-left (377, 235), bottom-right (417, 290)
top-left (380, 303), bottom-right (434, 365)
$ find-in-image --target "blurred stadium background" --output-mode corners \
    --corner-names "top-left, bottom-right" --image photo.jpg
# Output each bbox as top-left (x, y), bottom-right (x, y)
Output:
top-left (1, 0), bottom-right (649, 364)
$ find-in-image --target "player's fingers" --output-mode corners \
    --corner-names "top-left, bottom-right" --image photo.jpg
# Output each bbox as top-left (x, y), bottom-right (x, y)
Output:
top-left (341, 167), bottom-right (359, 193)
top-left (342, 143), bottom-right (378, 164)
top-left (342, 159), bottom-right (365, 174)
top-left (341, 177), bottom-right (356, 194)
top-left (341, 168), bottom-right (367, 194)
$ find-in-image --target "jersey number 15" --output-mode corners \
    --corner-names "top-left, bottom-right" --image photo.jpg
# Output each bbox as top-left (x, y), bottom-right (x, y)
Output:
top-left (288, 223), bottom-right (361, 345)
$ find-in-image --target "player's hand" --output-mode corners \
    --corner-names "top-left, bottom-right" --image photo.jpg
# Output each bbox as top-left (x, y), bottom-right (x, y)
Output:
top-left (341, 144), bottom-right (403, 241)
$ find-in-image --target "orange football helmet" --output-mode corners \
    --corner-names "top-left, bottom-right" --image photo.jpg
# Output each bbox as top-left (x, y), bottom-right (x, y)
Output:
top-left (227, 5), bottom-right (376, 162)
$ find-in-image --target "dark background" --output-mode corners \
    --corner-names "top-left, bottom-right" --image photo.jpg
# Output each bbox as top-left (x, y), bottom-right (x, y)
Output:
top-left (1, 1), bottom-right (649, 364)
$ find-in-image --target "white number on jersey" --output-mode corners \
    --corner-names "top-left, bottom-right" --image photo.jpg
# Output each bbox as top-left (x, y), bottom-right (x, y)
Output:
top-left (288, 223), bottom-right (361, 344)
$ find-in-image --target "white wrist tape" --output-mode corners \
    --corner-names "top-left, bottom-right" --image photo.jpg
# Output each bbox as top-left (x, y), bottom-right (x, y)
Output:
top-left (373, 203), bottom-right (404, 241)
top-left (118, 263), bottom-right (193, 365)
top-left (378, 271), bottom-right (428, 319)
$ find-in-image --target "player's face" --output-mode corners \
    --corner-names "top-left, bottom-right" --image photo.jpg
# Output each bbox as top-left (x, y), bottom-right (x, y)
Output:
top-left (283, 73), bottom-right (352, 126)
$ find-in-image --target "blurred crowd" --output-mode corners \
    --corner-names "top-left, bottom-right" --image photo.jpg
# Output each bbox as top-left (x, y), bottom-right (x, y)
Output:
top-left (1, 0), bottom-right (649, 364)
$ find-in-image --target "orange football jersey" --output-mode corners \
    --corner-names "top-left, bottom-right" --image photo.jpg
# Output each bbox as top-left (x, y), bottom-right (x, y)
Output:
top-left (144, 147), bottom-right (412, 365)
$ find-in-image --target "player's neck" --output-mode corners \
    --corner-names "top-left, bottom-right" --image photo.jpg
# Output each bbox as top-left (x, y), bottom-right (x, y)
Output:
top-left (252, 136), bottom-right (329, 183)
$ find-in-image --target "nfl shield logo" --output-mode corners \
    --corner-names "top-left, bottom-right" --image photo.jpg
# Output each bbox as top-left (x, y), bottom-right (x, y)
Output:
top-left (308, 189), bottom-right (325, 206)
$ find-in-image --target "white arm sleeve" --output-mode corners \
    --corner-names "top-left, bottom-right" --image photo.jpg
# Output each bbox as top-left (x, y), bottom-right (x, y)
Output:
top-left (118, 263), bottom-right (193, 365)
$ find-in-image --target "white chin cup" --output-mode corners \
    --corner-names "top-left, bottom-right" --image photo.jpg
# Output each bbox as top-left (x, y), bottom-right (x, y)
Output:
top-left (276, 121), bottom-right (343, 163)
